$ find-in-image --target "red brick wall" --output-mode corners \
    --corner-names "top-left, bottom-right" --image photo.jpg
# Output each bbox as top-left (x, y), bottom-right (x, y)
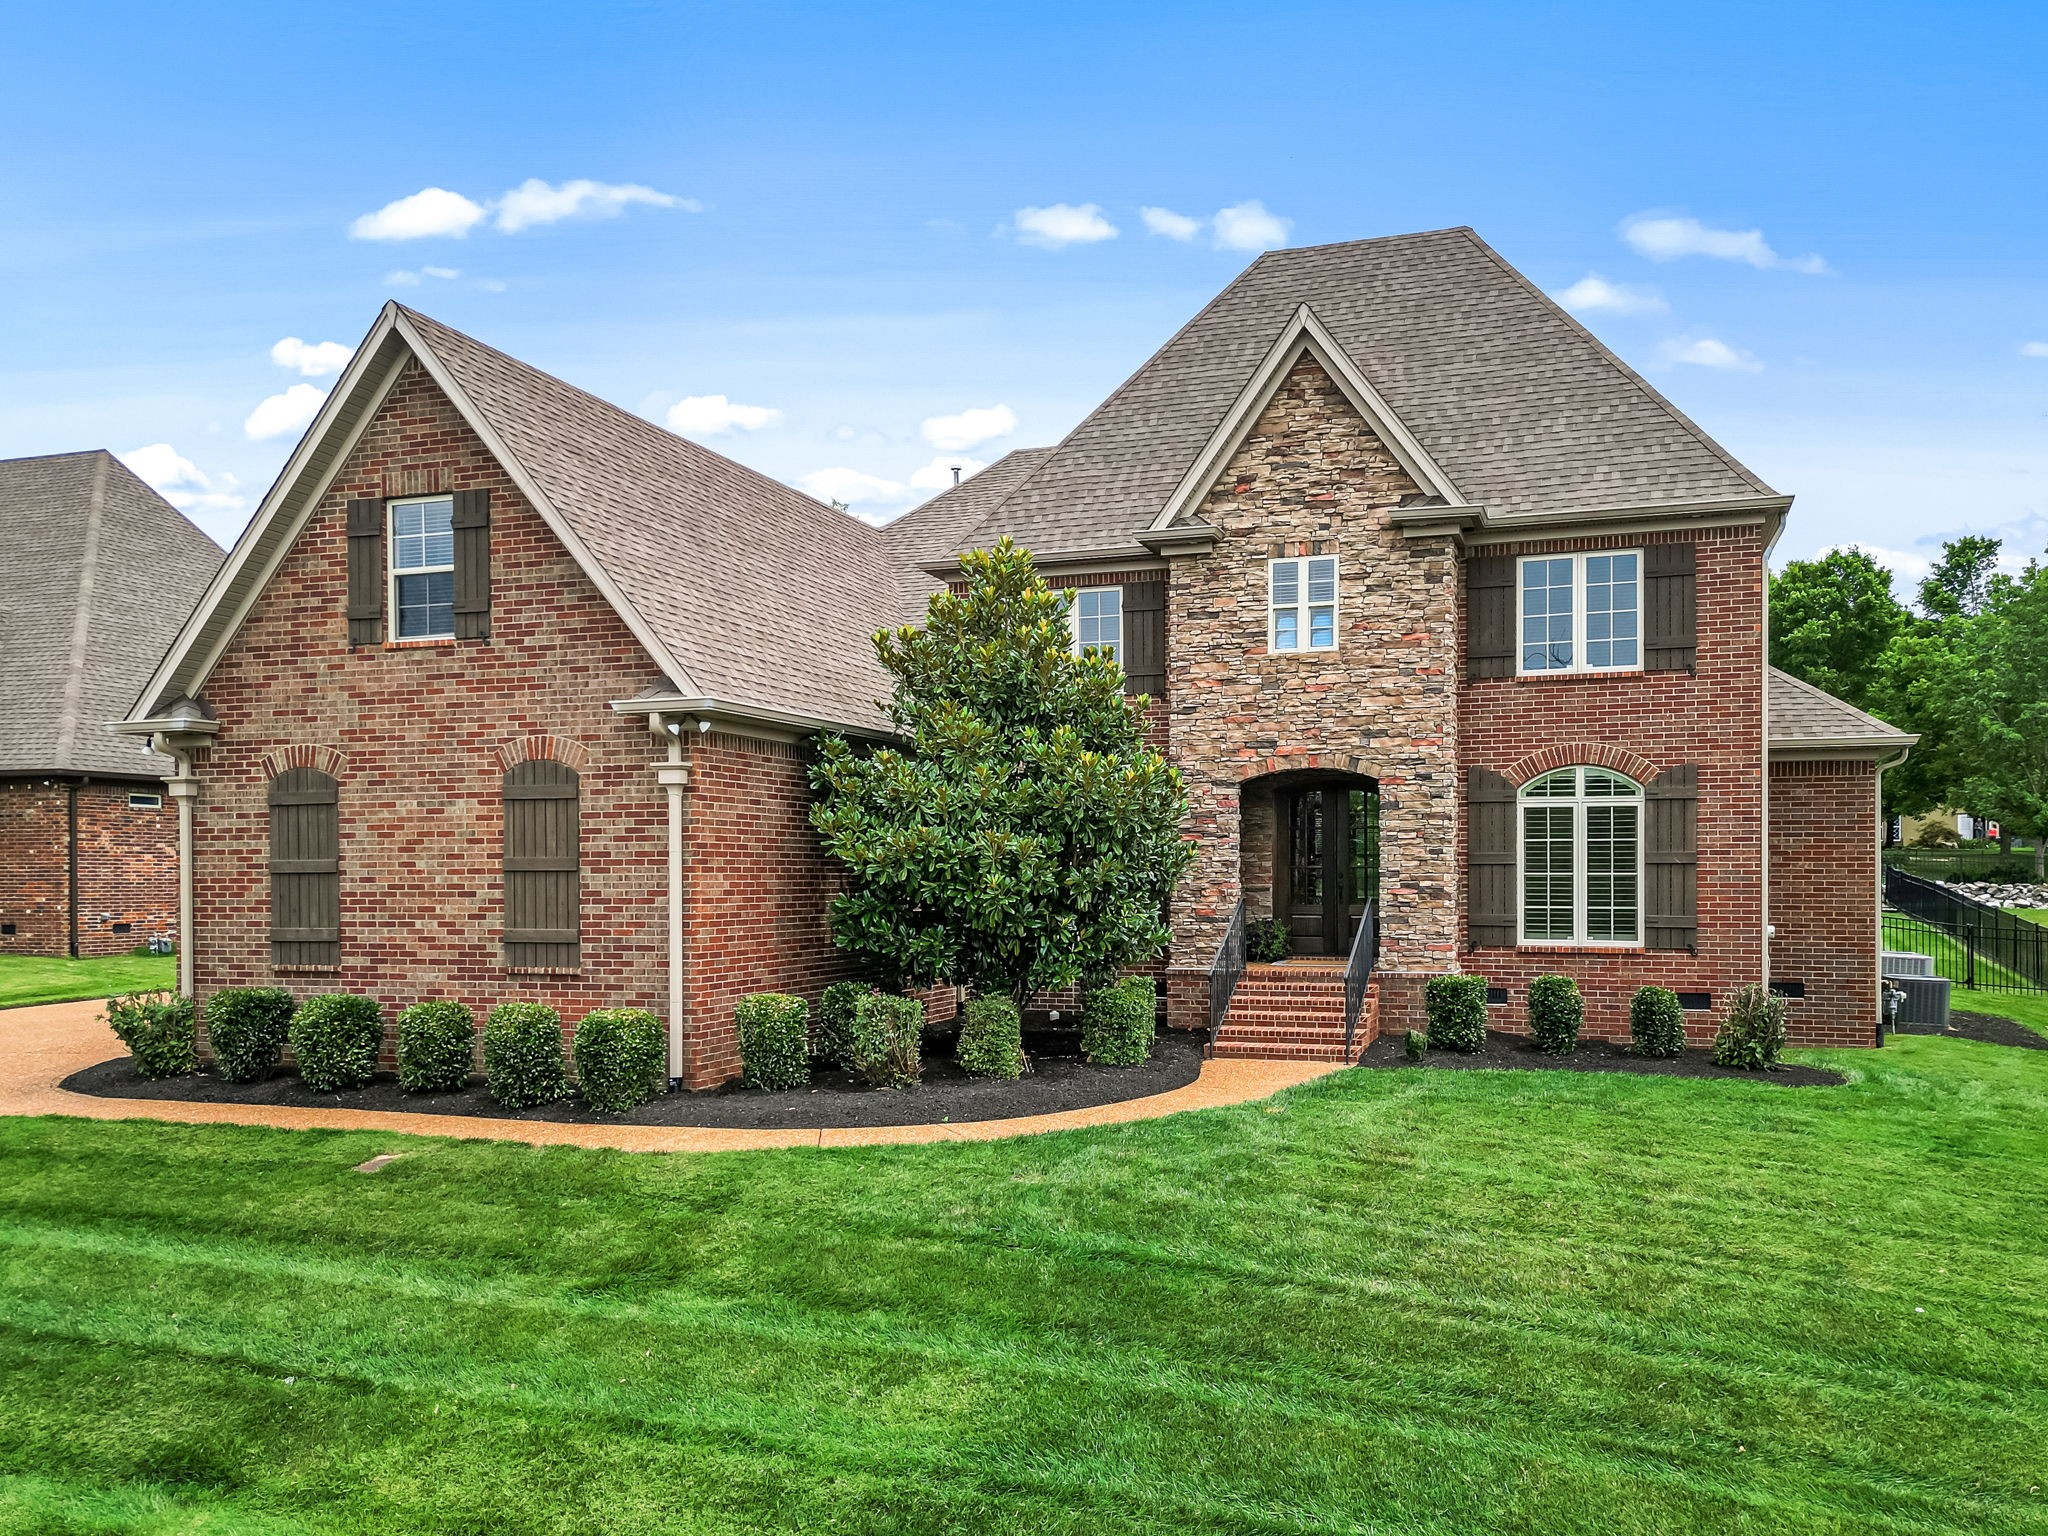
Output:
top-left (0, 778), bottom-right (177, 957)
top-left (1453, 524), bottom-right (1768, 1047)
top-left (1768, 759), bottom-right (1882, 1046)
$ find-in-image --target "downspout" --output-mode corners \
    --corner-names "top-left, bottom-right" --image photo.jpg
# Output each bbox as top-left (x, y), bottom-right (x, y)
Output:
top-left (167, 752), bottom-right (198, 998)
top-left (1874, 746), bottom-right (1911, 1045)
top-left (66, 783), bottom-right (79, 959)
top-left (649, 714), bottom-right (691, 1088)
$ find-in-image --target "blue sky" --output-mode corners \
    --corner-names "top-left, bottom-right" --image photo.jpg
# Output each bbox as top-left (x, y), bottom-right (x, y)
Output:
top-left (5, 1), bottom-right (2044, 590)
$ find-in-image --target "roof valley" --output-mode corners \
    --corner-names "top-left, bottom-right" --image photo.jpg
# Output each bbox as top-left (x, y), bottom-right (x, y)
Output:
top-left (50, 450), bottom-right (110, 770)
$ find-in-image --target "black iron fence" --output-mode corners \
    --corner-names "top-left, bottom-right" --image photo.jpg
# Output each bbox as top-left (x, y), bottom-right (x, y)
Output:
top-left (1208, 899), bottom-right (1246, 1032)
top-left (1343, 900), bottom-right (1378, 1059)
top-left (1883, 867), bottom-right (2048, 993)
top-left (1883, 846), bottom-right (2042, 884)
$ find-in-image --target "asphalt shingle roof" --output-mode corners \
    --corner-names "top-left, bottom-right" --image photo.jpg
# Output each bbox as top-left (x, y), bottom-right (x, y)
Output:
top-left (951, 227), bottom-right (1776, 558)
top-left (0, 450), bottom-right (224, 777)
top-left (1766, 667), bottom-right (1916, 752)
top-left (881, 447), bottom-right (1056, 623)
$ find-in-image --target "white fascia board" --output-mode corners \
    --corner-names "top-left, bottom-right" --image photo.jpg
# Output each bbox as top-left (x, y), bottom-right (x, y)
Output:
top-left (610, 693), bottom-right (893, 743)
top-left (1148, 304), bottom-right (1465, 533)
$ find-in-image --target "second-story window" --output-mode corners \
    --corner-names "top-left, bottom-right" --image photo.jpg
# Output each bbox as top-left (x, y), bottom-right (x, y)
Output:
top-left (1270, 556), bottom-right (1337, 653)
top-left (1072, 587), bottom-right (1122, 663)
top-left (1518, 550), bottom-right (1640, 673)
top-left (389, 495), bottom-right (455, 640)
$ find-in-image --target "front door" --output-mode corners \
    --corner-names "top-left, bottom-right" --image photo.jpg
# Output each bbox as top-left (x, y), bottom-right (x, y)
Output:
top-left (1284, 785), bottom-right (1379, 956)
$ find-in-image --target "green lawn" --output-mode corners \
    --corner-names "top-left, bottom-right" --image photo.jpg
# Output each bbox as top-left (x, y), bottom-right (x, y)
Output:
top-left (2012, 908), bottom-right (2048, 929)
top-left (1954, 984), bottom-right (2048, 1037)
top-left (0, 953), bottom-right (174, 1010)
top-left (0, 1038), bottom-right (2045, 1534)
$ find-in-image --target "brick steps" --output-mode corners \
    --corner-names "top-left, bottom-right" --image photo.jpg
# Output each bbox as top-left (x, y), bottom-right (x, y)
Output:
top-left (1208, 964), bottom-right (1377, 1063)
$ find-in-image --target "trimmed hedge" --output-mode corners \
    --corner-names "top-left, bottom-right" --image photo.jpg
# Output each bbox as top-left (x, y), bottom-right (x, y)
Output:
top-left (1712, 983), bottom-right (1788, 1071)
top-left (289, 994), bottom-right (384, 1093)
top-left (105, 992), bottom-right (197, 1080)
top-left (1527, 974), bottom-right (1583, 1055)
top-left (1630, 986), bottom-right (1686, 1058)
top-left (816, 981), bottom-right (867, 1068)
top-left (396, 1001), bottom-right (475, 1093)
top-left (1246, 918), bottom-right (1291, 964)
top-left (847, 992), bottom-right (923, 1088)
top-left (484, 1003), bottom-right (568, 1108)
top-left (958, 995), bottom-right (1025, 1079)
top-left (735, 994), bottom-right (810, 1090)
top-left (204, 987), bottom-right (295, 1082)
top-left (1081, 976), bottom-right (1156, 1067)
top-left (1424, 974), bottom-right (1488, 1053)
top-left (574, 1007), bottom-right (667, 1113)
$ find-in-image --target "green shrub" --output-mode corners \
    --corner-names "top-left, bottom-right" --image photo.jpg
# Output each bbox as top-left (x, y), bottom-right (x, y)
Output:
top-left (396, 1001), bottom-right (475, 1093)
top-left (1711, 983), bottom-right (1788, 1071)
top-left (1527, 974), bottom-right (1583, 1055)
top-left (816, 980), bottom-right (868, 1067)
top-left (958, 995), bottom-right (1025, 1079)
top-left (1246, 918), bottom-right (1291, 964)
top-left (573, 1007), bottom-right (667, 1113)
top-left (288, 994), bottom-right (384, 1093)
top-left (483, 1003), bottom-right (568, 1108)
top-left (1630, 986), bottom-right (1686, 1058)
top-left (1081, 976), bottom-right (1157, 1066)
top-left (104, 992), bottom-right (197, 1080)
top-left (1423, 974), bottom-right (1488, 1053)
top-left (735, 994), bottom-right (810, 1090)
top-left (847, 992), bottom-right (923, 1087)
top-left (1404, 1028), bottom-right (1427, 1061)
top-left (203, 987), bottom-right (295, 1082)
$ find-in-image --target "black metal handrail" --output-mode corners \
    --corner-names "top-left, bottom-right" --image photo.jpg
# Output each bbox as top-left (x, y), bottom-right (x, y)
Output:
top-left (1343, 900), bottom-right (1378, 1059)
top-left (1208, 898), bottom-right (1246, 1033)
top-left (1884, 866), bottom-right (2048, 992)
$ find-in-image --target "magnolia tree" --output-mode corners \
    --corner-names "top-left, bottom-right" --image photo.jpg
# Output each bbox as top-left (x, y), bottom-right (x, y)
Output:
top-left (809, 539), bottom-right (1193, 1008)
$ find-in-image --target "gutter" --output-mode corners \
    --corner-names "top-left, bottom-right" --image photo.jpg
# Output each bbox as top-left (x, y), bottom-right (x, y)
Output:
top-left (609, 693), bottom-right (891, 742)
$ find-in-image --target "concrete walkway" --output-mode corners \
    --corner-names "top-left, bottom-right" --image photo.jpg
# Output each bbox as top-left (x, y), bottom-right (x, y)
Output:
top-left (0, 998), bottom-right (1338, 1153)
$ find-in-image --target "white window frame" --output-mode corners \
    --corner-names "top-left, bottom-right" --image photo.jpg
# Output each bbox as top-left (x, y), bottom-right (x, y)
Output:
top-left (1516, 766), bottom-right (1645, 948)
top-left (127, 792), bottom-right (163, 810)
top-left (1267, 555), bottom-right (1339, 654)
top-left (1069, 585), bottom-right (1123, 664)
top-left (388, 494), bottom-right (457, 642)
top-left (1515, 549), bottom-right (1643, 676)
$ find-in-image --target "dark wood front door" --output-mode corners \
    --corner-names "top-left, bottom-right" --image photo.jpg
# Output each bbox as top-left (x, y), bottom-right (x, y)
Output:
top-left (1283, 784), bottom-right (1379, 956)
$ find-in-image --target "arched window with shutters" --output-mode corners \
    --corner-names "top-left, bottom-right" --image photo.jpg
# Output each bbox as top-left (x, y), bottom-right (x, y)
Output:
top-left (269, 768), bottom-right (340, 966)
top-left (1518, 767), bottom-right (1643, 945)
top-left (503, 759), bottom-right (580, 968)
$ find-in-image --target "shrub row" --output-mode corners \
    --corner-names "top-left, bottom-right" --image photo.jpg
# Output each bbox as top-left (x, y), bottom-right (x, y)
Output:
top-left (1081, 976), bottom-right (1157, 1066)
top-left (1416, 976), bottom-right (1784, 1068)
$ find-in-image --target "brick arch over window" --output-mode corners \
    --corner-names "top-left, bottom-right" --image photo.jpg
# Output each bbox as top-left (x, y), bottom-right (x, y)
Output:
top-left (259, 744), bottom-right (349, 782)
top-left (1501, 742), bottom-right (1661, 788)
top-left (493, 735), bottom-right (593, 775)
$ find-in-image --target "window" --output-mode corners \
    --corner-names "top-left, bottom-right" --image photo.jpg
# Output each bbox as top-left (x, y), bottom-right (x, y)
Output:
top-left (1071, 586), bottom-right (1122, 663)
top-left (504, 759), bottom-right (580, 968)
top-left (127, 792), bottom-right (162, 809)
top-left (1518, 550), bottom-right (1640, 673)
top-left (1519, 766), bottom-right (1642, 945)
top-left (389, 495), bottom-right (456, 640)
top-left (1269, 556), bottom-right (1337, 652)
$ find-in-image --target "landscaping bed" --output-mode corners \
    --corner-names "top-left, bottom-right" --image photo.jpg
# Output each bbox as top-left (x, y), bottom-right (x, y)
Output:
top-left (1354, 1027), bottom-right (1848, 1085)
top-left (1900, 1009), bottom-right (2048, 1051)
top-left (61, 1024), bottom-right (1207, 1128)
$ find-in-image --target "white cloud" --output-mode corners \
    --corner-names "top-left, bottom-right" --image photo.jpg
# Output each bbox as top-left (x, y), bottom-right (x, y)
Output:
top-left (119, 444), bottom-right (245, 518)
top-left (1815, 542), bottom-right (1935, 584)
top-left (1661, 336), bottom-right (1764, 372)
top-left (1011, 203), bottom-right (1117, 249)
top-left (801, 466), bottom-right (907, 508)
top-left (920, 403), bottom-right (1017, 452)
top-left (1554, 274), bottom-right (1668, 316)
top-left (1620, 214), bottom-right (1829, 274)
top-left (244, 383), bottom-right (328, 440)
top-left (1140, 206), bottom-right (1202, 241)
top-left (493, 178), bottom-right (690, 233)
top-left (909, 455), bottom-right (988, 492)
top-left (664, 394), bottom-right (783, 436)
top-left (386, 265), bottom-right (470, 288)
top-left (422, 265), bottom-right (460, 280)
top-left (269, 337), bottom-right (352, 377)
top-left (1212, 200), bottom-right (1291, 252)
top-left (2022, 341), bottom-right (2048, 358)
top-left (349, 187), bottom-right (488, 241)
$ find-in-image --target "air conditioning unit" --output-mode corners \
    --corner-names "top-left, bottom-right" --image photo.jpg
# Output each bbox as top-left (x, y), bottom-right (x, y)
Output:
top-left (1881, 951), bottom-right (1934, 978)
top-left (1887, 975), bottom-right (1951, 1031)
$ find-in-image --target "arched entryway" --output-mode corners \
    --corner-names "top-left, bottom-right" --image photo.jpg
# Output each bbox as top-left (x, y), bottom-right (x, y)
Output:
top-left (1243, 770), bottom-right (1379, 957)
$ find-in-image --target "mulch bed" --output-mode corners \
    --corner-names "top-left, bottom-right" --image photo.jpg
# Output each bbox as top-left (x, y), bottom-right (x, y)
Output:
top-left (1899, 1011), bottom-right (2048, 1051)
top-left (1353, 1028), bottom-right (1849, 1086)
top-left (60, 1026), bottom-right (1208, 1130)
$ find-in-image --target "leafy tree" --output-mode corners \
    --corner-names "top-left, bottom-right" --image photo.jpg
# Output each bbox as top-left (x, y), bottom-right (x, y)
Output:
top-left (1935, 562), bottom-right (2048, 875)
top-left (810, 538), bottom-right (1193, 1008)
top-left (1768, 547), bottom-right (1908, 710)
top-left (1918, 534), bottom-right (2002, 620)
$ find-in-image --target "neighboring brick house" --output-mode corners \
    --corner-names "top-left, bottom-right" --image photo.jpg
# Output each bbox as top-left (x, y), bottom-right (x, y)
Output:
top-left (126, 228), bottom-right (1910, 1085)
top-left (1, 450), bottom-right (223, 957)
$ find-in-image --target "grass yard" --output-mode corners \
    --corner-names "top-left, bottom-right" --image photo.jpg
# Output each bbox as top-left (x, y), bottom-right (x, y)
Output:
top-left (2012, 909), bottom-right (2048, 928)
top-left (1, 1037), bottom-right (2045, 1533)
top-left (0, 953), bottom-right (174, 1011)
top-left (1954, 985), bottom-right (2048, 1038)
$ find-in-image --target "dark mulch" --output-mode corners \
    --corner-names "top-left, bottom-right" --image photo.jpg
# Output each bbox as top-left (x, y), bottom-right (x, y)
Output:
top-left (1899, 1011), bottom-right (2048, 1051)
top-left (1354, 1028), bottom-right (1848, 1086)
top-left (60, 1026), bottom-right (1207, 1129)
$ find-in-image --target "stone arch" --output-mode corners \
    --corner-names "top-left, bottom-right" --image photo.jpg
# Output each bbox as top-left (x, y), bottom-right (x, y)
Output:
top-left (493, 734), bottom-right (593, 774)
top-left (1500, 741), bottom-right (1660, 788)
top-left (258, 743), bottom-right (349, 782)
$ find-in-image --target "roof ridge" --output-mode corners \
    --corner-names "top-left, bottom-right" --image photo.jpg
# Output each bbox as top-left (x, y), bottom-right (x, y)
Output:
top-left (1242, 226), bottom-right (1478, 264)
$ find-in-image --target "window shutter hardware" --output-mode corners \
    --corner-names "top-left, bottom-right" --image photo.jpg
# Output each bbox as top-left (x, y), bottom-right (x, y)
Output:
top-left (345, 498), bottom-right (385, 645)
top-left (1644, 541), bottom-right (1697, 673)
top-left (1465, 555), bottom-right (1514, 678)
top-left (1466, 767), bottom-right (1517, 947)
top-left (451, 487), bottom-right (491, 639)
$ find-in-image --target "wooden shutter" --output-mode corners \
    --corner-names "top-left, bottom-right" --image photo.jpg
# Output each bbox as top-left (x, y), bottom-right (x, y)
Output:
top-left (268, 768), bottom-right (339, 966)
top-left (1122, 580), bottom-right (1165, 698)
top-left (1646, 764), bottom-right (1699, 950)
top-left (345, 499), bottom-right (385, 646)
top-left (1466, 555), bottom-right (1515, 679)
top-left (1644, 541), bottom-right (1697, 673)
top-left (1467, 767), bottom-right (1517, 947)
top-left (504, 759), bottom-right (580, 968)
top-left (451, 488), bottom-right (491, 640)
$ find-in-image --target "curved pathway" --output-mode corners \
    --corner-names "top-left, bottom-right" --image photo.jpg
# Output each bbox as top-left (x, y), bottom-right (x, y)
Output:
top-left (0, 998), bottom-right (1337, 1152)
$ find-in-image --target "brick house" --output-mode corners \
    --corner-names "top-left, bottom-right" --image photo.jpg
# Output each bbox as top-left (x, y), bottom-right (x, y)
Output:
top-left (2, 450), bottom-right (223, 957)
top-left (124, 228), bottom-right (1910, 1084)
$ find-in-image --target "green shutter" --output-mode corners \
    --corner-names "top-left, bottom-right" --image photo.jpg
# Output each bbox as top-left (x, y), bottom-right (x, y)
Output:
top-left (345, 499), bottom-right (385, 646)
top-left (1466, 555), bottom-right (1514, 678)
top-left (1467, 767), bottom-right (1517, 947)
top-left (451, 488), bottom-right (491, 640)
top-left (504, 759), bottom-right (580, 968)
top-left (269, 768), bottom-right (339, 966)
top-left (1646, 764), bottom-right (1699, 950)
